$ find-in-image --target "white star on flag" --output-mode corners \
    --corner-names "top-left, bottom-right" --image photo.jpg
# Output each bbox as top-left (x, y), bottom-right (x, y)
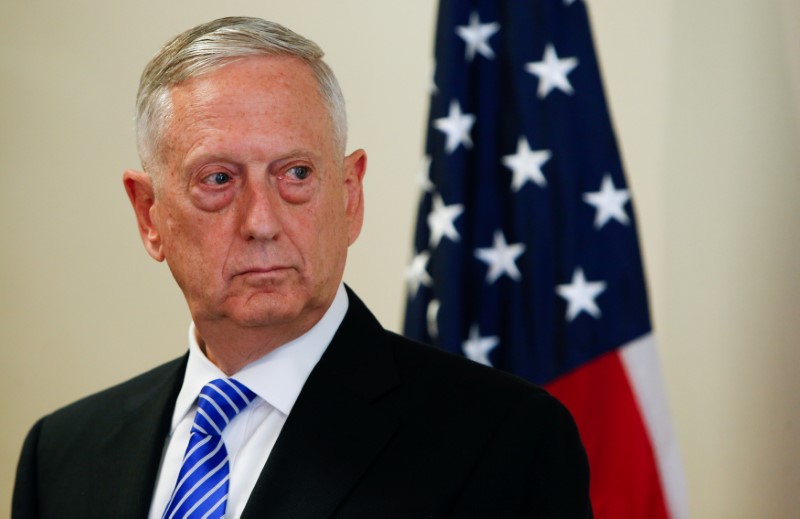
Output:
top-left (556, 267), bottom-right (607, 321)
top-left (462, 324), bottom-right (499, 366)
top-left (525, 43), bottom-right (579, 98)
top-left (417, 155), bottom-right (434, 192)
top-left (474, 230), bottom-right (526, 283)
top-left (455, 11), bottom-right (500, 61)
top-left (433, 100), bottom-right (476, 154)
top-left (406, 251), bottom-right (433, 296)
top-left (427, 193), bottom-right (464, 247)
top-left (582, 174), bottom-right (631, 229)
top-left (502, 137), bottom-right (552, 190)
top-left (426, 299), bottom-right (441, 339)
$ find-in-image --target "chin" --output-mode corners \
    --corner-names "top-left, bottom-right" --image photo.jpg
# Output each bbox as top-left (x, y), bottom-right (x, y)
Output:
top-left (231, 292), bottom-right (318, 328)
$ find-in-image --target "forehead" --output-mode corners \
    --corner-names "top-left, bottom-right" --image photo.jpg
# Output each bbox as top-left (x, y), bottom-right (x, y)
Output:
top-left (174, 53), bottom-right (320, 102)
top-left (164, 56), bottom-right (334, 160)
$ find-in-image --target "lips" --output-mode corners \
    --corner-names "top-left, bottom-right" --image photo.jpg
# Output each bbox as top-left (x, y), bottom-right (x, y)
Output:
top-left (235, 266), bottom-right (291, 277)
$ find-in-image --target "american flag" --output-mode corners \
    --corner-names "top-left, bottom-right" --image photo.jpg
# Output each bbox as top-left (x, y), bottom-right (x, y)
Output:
top-left (403, 1), bottom-right (687, 517)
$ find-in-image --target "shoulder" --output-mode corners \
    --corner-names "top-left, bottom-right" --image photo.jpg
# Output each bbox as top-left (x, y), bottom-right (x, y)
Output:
top-left (343, 287), bottom-right (571, 427)
top-left (383, 330), bottom-right (581, 444)
top-left (387, 330), bottom-right (558, 408)
top-left (14, 357), bottom-right (187, 517)
top-left (384, 332), bottom-right (591, 516)
top-left (38, 356), bottom-right (185, 433)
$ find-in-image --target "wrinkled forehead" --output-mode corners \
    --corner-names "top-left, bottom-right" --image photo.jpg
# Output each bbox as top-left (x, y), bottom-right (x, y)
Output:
top-left (187, 57), bottom-right (327, 119)
top-left (160, 56), bottom-right (340, 167)
top-left (170, 55), bottom-right (324, 112)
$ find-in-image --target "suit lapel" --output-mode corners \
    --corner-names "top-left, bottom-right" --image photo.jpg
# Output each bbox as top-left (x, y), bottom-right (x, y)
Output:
top-left (243, 289), bottom-right (400, 518)
top-left (91, 357), bottom-right (186, 517)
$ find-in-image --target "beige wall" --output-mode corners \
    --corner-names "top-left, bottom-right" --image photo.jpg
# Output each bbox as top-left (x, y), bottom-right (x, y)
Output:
top-left (2, 1), bottom-right (798, 516)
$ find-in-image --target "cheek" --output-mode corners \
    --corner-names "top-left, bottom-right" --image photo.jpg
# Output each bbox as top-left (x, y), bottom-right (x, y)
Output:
top-left (291, 199), bottom-right (348, 272)
top-left (317, 199), bottom-right (351, 263)
top-left (162, 208), bottom-right (225, 272)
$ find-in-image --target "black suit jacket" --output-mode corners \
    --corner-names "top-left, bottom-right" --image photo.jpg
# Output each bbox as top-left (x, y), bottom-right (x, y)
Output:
top-left (13, 289), bottom-right (591, 518)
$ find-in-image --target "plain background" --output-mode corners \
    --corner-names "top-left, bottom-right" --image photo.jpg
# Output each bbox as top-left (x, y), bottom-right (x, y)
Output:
top-left (2, 1), bottom-right (799, 516)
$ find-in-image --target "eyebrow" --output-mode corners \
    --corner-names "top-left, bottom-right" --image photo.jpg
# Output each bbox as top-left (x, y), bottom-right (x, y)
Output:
top-left (181, 148), bottom-right (324, 173)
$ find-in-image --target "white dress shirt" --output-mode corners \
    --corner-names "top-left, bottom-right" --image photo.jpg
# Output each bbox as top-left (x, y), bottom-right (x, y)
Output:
top-left (148, 284), bottom-right (349, 519)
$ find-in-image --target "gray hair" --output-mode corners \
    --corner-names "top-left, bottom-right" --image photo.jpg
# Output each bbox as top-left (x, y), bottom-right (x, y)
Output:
top-left (135, 16), bottom-right (347, 177)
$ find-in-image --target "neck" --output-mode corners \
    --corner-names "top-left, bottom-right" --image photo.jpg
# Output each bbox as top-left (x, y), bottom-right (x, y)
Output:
top-left (194, 315), bottom-right (324, 376)
top-left (191, 285), bottom-right (344, 375)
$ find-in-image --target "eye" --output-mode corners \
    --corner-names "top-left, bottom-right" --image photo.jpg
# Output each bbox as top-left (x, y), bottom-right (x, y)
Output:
top-left (287, 166), bottom-right (311, 180)
top-left (203, 172), bottom-right (231, 185)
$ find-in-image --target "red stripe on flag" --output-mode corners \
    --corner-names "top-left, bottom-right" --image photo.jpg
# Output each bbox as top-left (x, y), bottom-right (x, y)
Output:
top-left (545, 350), bottom-right (669, 519)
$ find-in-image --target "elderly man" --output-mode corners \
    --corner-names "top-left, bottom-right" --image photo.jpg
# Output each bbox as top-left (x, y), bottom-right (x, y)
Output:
top-left (13, 17), bottom-right (591, 518)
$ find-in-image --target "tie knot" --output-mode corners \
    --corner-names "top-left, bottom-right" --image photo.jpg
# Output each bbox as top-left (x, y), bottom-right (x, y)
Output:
top-left (192, 378), bottom-right (257, 437)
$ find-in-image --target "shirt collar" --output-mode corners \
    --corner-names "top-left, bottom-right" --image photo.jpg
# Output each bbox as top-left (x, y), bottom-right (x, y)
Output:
top-left (170, 283), bottom-right (349, 431)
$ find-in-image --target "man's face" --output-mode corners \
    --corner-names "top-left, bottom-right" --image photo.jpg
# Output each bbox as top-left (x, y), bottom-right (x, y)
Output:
top-left (128, 56), bottom-right (365, 339)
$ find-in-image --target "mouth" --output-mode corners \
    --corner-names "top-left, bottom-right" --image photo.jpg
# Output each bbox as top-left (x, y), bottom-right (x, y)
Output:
top-left (231, 265), bottom-right (295, 282)
top-left (236, 265), bottom-right (291, 276)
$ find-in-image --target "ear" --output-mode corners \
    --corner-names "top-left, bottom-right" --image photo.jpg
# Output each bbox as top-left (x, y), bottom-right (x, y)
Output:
top-left (122, 170), bottom-right (165, 262)
top-left (342, 149), bottom-right (367, 245)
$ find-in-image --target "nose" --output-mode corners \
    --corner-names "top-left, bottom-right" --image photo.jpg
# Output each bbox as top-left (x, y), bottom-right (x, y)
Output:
top-left (240, 176), bottom-right (281, 241)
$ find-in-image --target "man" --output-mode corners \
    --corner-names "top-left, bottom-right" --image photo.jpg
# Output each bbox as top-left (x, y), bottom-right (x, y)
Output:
top-left (13, 17), bottom-right (591, 518)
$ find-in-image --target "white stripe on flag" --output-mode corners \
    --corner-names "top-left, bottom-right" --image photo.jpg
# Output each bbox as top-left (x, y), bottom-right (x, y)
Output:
top-left (620, 333), bottom-right (689, 519)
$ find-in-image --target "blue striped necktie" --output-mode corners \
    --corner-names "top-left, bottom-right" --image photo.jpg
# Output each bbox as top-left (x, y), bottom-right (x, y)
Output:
top-left (162, 378), bottom-right (257, 519)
